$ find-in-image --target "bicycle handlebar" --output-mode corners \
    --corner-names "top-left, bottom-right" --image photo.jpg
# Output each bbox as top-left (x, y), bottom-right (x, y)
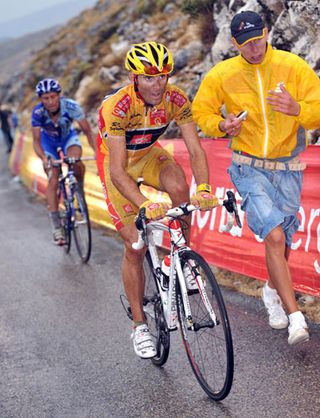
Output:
top-left (132, 191), bottom-right (242, 250)
top-left (46, 155), bottom-right (95, 168)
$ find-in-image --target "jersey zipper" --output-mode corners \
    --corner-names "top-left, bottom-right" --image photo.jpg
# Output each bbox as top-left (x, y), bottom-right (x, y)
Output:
top-left (256, 68), bottom-right (269, 158)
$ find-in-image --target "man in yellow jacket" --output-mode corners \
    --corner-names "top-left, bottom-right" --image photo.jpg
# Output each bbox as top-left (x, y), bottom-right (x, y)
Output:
top-left (192, 10), bottom-right (320, 345)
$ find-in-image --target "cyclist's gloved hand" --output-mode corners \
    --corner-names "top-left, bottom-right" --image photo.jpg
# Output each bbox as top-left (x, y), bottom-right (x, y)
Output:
top-left (191, 184), bottom-right (219, 211)
top-left (139, 200), bottom-right (169, 221)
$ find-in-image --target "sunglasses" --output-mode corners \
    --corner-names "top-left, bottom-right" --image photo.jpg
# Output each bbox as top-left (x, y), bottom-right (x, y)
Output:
top-left (144, 63), bottom-right (173, 75)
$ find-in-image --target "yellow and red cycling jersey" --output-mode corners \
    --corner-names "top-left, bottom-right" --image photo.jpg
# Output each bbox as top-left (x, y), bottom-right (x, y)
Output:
top-left (192, 44), bottom-right (320, 159)
top-left (97, 83), bottom-right (193, 165)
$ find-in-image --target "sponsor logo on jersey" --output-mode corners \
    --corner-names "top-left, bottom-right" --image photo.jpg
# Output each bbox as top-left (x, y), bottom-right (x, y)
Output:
top-left (34, 108), bottom-right (43, 116)
top-left (112, 94), bottom-right (131, 118)
top-left (180, 107), bottom-right (192, 120)
top-left (123, 203), bottom-right (134, 214)
top-left (65, 100), bottom-right (78, 111)
top-left (150, 109), bottom-right (166, 126)
top-left (110, 121), bottom-right (123, 132)
top-left (165, 91), bottom-right (187, 107)
top-left (130, 134), bottom-right (152, 145)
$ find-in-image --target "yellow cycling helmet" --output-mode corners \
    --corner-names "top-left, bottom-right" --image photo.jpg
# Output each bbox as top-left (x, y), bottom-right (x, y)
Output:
top-left (125, 41), bottom-right (174, 76)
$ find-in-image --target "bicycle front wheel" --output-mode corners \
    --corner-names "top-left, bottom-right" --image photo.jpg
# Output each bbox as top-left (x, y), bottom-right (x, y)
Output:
top-left (143, 251), bottom-right (170, 366)
top-left (72, 185), bottom-right (92, 263)
top-left (176, 250), bottom-right (234, 401)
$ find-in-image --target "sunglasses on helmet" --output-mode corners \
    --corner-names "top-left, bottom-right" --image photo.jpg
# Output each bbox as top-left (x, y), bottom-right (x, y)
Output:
top-left (143, 63), bottom-right (173, 75)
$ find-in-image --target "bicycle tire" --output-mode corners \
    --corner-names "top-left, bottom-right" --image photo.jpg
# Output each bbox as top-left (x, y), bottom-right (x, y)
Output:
top-left (143, 251), bottom-right (170, 366)
top-left (59, 186), bottom-right (71, 253)
top-left (72, 184), bottom-right (92, 263)
top-left (176, 250), bottom-right (234, 401)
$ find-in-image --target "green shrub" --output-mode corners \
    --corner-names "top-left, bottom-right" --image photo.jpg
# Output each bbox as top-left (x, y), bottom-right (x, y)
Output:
top-left (181, 0), bottom-right (214, 18)
top-left (133, 0), bottom-right (168, 17)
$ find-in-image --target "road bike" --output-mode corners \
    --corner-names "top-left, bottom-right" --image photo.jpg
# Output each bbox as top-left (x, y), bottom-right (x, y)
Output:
top-left (123, 190), bottom-right (242, 401)
top-left (48, 149), bottom-right (93, 263)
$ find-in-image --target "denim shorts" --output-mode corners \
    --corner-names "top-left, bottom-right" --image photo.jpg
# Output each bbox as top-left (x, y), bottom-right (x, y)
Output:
top-left (41, 130), bottom-right (81, 159)
top-left (228, 162), bottom-right (303, 246)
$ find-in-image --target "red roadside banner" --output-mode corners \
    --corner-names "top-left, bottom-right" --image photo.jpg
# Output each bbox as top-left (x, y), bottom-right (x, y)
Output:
top-left (166, 138), bottom-right (320, 297)
top-left (9, 134), bottom-right (320, 296)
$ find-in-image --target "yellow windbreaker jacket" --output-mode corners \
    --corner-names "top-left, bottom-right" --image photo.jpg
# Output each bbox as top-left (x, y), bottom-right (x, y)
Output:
top-left (192, 44), bottom-right (320, 159)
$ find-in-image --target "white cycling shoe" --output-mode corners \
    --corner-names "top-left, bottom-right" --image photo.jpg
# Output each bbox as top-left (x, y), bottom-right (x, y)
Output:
top-left (131, 324), bottom-right (156, 359)
top-left (52, 227), bottom-right (65, 246)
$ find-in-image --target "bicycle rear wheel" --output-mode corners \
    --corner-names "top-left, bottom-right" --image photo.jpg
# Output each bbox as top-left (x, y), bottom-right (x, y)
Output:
top-left (176, 250), bottom-right (234, 401)
top-left (143, 251), bottom-right (170, 366)
top-left (72, 184), bottom-right (92, 263)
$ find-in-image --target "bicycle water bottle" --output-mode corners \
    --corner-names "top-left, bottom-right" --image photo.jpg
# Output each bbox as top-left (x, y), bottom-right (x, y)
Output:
top-left (161, 255), bottom-right (170, 290)
top-left (161, 255), bottom-right (178, 328)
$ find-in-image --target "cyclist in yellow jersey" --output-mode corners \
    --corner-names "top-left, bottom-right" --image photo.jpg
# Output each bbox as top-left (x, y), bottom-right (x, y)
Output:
top-left (192, 11), bottom-right (320, 346)
top-left (96, 41), bottom-right (219, 359)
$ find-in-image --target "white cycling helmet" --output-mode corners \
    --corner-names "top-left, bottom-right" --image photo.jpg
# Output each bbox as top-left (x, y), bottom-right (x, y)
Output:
top-left (36, 78), bottom-right (61, 96)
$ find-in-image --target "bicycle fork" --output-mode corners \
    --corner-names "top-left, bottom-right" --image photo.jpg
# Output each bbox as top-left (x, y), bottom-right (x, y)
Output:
top-left (175, 254), bottom-right (218, 330)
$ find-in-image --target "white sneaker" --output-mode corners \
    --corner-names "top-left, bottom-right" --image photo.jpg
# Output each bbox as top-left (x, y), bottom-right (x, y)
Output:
top-left (288, 312), bottom-right (309, 345)
top-left (131, 324), bottom-right (156, 359)
top-left (261, 284), bottom-right (288, 329)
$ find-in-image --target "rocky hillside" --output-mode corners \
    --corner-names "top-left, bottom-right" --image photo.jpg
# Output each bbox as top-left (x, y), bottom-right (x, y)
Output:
top-left (1, 0), bottom-right (319, 136)
top-left (0, 27), bottom-right (60, 84)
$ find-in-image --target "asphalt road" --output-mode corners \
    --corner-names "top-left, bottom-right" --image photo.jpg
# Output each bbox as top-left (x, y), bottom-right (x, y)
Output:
top-left (1, 147), bottom-right (320, 418)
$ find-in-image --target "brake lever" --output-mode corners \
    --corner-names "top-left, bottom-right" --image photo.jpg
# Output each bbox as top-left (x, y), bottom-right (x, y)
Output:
top-left (224, 191), bottom-right (242, 228)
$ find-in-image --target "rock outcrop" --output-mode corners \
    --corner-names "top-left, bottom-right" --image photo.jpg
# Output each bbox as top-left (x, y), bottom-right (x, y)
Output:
top-left (0, 0), bottom-right (319, 135)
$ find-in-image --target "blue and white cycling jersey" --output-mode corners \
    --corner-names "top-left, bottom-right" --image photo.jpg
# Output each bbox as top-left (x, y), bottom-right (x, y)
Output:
top-left (31, 97), bottom-right (85, 141)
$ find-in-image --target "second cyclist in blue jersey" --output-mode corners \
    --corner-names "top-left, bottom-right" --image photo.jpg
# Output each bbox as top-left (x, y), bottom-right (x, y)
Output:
top-left (31, 78), bottom-right (96, 244)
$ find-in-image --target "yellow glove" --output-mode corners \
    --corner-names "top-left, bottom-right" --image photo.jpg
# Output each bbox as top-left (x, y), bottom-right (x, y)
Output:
top-left (191, 184), bottom-right (219, 211)
top-left (139, 200), bottom-right (169, 220)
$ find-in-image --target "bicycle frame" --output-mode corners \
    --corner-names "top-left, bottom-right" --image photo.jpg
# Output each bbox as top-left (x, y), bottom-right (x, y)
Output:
top-left (144, 220), bottom-right (186, 329)
top-left (137, 217), bottom-right (220, 329)
top-left (134, 194), bottom-right (241, 330)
